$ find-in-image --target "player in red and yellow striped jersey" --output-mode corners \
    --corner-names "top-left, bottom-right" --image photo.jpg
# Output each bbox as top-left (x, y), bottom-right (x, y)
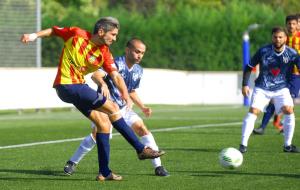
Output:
top-left (295, 13), bottom-right (300, 32)
top-left (51, 26), bottom-right (116, 86)
top-left (20, 17), bottom-right (164, 181)
top-left (286, 15), bottom-right (300, 54)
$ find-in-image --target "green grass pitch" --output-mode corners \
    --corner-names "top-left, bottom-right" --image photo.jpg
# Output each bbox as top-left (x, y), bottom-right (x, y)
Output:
top-left (0, 105), bottom-right (300, 190)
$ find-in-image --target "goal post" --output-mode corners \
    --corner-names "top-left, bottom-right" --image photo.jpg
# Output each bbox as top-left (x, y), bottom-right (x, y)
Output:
top-left (0, 0), bottom-right (41, 67)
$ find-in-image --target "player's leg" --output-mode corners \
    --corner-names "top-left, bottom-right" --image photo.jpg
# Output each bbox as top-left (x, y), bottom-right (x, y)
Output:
top-left (55, 84), bottom-right (119, 180)
top-left (273, 113), bottom-right (283, 131)
top-left (64, 131), bottom-right (96, 175)
top-left (240, 88), bottom-right (270, 153)
top-left (253, 102), bottom-right (275, 135)
top-left (122, 108), bottom-right (169, 176)
top-left (96, 101), bottom-right (165, 160)
top-left (133, 122), bottom-right (169, 176)
top-left (274, 88), bottom-right (299, 153)
top-left (89, 110), bottom-right (122, 181)
top-left (64, 121), bottom-right (104, 175)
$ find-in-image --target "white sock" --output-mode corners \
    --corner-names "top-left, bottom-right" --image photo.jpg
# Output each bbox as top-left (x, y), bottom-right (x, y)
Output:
top-left (70, 133), bottom-right (96, 164)
top-left (283, 113), bottom-right (295, 146)
top-left (141, 133), bottom-right (161, 168)
top-left (241, 112), bottom-right (257, 146)
top-left (109, 125), bottom-right (113, 139)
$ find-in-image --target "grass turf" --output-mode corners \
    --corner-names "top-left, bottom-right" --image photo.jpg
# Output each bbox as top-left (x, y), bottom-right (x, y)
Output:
top-left (0, 105), bottom-right (300, 190)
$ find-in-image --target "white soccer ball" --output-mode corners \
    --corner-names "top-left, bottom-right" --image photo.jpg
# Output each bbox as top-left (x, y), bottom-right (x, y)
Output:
top-left (219, 147), bottom-right (243, 169)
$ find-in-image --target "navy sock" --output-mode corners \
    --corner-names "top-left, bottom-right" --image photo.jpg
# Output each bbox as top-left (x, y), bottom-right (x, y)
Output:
top-left (112, 118), bottom-right (144, 153)
top-left (96, 133), bottom-right (111, 177)
top-left (260, 103), bottom-right (275, 129)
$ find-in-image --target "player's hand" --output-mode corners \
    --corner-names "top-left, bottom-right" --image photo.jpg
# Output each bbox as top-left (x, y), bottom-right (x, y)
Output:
top-left (242, 86), bottom-right (250, 97)
top-left (124, 97), bottom-right (133, 110)
top-left (20, 33), bottom-right (37, 43)
top-left (101, 84), bottom-right (110, 99)
top-left (142, 107), bottom-right (152, 118)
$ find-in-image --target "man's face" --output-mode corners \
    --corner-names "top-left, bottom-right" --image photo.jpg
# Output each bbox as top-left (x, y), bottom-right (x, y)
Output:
top-left (286, 20), bottom-right (298, 34)
top-left (272, 31), bottom-right (287, 49)
top-left (99, 28), bottom-right (118, 46)
top-left (126, 42), bottom-right (146, 64)
top-left (298, 18), bottom-right (300, 31)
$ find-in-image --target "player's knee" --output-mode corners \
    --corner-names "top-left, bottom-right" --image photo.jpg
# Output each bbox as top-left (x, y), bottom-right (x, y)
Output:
top-left (91, 127), bottom-right (97, 138)
top-left (132, 122), bottom-right (149, 136)
top-left (249, 107), bottom-right (260, 115)
top-left (282, 106), bottom-right (294, 114)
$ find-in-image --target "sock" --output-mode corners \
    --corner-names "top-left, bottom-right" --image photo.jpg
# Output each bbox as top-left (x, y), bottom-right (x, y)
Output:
top-left (141, 133), bottom-right (161, 168)
top-left (96, 133), bottom-right (111, 177)
top-left (70, 134), bottom-right (96, 164)
top-left (260, 103), bottom-right (275, 129)
top-left (283, 113), bottom-right (295, 146)
top-left (241, 112), bottom-right (257, 146)
top-left (109, 125), bottom-right (113, 139)
top-left (112, 118), bottom-right (144, 153)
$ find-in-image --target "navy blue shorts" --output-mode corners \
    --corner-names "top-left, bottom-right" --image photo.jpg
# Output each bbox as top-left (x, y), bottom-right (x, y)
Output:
top-left (55, 84), bottom-right (106, 117)
top-left (289, 77), bottom-right (300, 98)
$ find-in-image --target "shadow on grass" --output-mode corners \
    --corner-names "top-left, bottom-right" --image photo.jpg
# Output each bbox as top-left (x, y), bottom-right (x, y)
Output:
top-left (163, 147), bottom-right (219, 153)
top-left (0, 169), bottom-right (65, 176)
top-left (175, 170), bottom-right (300, 179)
top-left (0, 169), bottom-right (94, 181)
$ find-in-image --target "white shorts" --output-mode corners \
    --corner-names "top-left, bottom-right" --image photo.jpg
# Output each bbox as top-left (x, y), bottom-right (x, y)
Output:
top-left (250, 87), bottom-right (294, 114)
top-left (91, 106), bottom-right (142, 129)
top-left (119, 106), bottom-right (142, 127)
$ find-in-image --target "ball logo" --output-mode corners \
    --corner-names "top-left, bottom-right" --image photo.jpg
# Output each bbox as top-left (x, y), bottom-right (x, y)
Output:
top-left (219, 147), bottom-right (243, 169)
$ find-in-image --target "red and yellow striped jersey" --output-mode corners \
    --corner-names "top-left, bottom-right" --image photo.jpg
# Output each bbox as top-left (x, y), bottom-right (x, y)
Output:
top-left (286, 32), bottom-right (300, 75)
top-left (286, 31), bottom-right (300, 54)
top-left (52, 26), bottom-right (116, 86)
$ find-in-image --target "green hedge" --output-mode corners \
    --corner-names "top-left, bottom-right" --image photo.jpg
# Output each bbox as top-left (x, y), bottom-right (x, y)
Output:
top-left (41, 0), bottom-right (286, 70)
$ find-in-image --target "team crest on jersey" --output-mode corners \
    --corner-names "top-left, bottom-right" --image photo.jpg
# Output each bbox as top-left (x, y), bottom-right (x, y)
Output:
top-left (283, 56), bottom-right (289, 64)
top-left (132, 73), bottom-right (139, 81)
top-left (88, 55), bottom-right (97, 63)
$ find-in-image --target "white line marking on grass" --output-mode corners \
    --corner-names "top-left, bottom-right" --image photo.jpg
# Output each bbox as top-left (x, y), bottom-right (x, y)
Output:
top-left (0, 121), bottom-right (242, 150)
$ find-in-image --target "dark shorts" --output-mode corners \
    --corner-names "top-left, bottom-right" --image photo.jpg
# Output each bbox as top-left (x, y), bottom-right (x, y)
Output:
top-left (55, 84), bottom-right (106, 117)
top-left (289, 77), bottom-right (300, 98)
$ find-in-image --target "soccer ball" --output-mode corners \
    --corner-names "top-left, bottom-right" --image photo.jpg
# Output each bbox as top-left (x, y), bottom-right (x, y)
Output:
top-left (219, 147), bottom-right (243, 169)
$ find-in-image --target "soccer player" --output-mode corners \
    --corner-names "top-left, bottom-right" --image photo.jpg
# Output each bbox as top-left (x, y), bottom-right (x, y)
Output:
top-left (253, 15), bottom-right (300, 135)
top-left (296, 13), bottom-right (300, 32)
top-left (20, 17), bottom-right (164, 181)
top-left (239, 26), bottom-right (300, 153)
top-left (64, 38), bottom-right (169, 177)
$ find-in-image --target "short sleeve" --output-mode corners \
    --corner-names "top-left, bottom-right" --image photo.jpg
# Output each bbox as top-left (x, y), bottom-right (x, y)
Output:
top-left (52, 26), bottom-right (90, 41)
top-left (101, 47), bottom-right (117, 74)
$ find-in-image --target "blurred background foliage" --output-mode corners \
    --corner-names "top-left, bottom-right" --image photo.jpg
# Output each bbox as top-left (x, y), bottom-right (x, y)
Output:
top-left (41, 0), bottom-right (300, 70)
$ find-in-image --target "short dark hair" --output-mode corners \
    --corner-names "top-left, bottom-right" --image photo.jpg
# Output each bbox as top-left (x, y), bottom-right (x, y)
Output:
top-left (286, 14), bottom-right (298, 24)
top-left (126, 37), bottom-right (146, 49)
top-left (93, 17), bottom-right (119, 34)
top-left (271, 26), bottom-right (288, 36)
top-left (295, 13), bottom-right (300, 20)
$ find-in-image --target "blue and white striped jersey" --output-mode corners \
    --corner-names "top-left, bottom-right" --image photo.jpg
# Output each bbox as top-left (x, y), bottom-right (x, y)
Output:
top-left (101, 56), bottom-right (143, 108)
top-left (249, 44), bottom-right (298, 91)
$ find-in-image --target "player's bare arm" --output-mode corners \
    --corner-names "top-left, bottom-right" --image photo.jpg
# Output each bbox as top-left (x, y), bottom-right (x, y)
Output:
top-left (20, 28), bottom-right (53, 43)
top-left (109, 71), bottom-right (133, 109)
top-left (130, 90), bottom-right (152, 117)
top-left (92, 70), bottom-right (110, 98)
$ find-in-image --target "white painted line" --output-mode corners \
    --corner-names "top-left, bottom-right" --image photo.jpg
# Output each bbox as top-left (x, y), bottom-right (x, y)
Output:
top-left (0, 121), bottom-right (242, 150)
